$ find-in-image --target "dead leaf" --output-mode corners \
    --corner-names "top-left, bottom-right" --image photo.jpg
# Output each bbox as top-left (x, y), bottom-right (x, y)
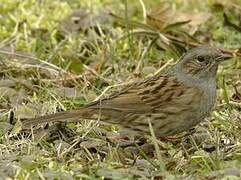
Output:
top-left (0, 79), bottom-right (16, 87)
top-left (32, 129), bottom-right (50, 140)
top-left (0, 87), bottom-right (26, 107)
top-left (0, 122), bottom-right (13, 135)
top-left (54, 87), bottom-right (83, 98)
top-left (0, 87), bottom-right (18, 98)
top-left (147, 2), bottom-right (211, 35)
top-left (174, 12), bottom-right (211, 35)
top-left (59, 9), bottom-right (111, 36)
top-left (54, 140), bottom-right (71, 151)
top-left (146, 3), bottom-right (174, 30)
top-left (79, 138), bottom-right (106, 149)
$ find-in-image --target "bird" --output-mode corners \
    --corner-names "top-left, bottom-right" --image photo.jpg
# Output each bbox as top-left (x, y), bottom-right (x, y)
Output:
top-left (22, 46), bottom-right (231, 137)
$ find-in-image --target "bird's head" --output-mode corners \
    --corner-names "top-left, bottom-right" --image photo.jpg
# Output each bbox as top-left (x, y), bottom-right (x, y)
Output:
top-left (176, 46), bottom-right (231, 81)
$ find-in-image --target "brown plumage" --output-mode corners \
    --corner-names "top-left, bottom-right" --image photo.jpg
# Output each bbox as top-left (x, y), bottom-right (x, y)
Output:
top-left (22, 46), bottom-right (231, 137)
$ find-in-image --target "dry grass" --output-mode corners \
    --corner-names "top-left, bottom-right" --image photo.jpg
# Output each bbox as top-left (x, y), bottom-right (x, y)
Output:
top-left (0, 0), bottom-right (240, 179)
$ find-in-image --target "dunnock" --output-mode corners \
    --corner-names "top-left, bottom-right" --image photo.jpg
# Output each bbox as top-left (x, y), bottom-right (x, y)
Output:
top-left (22, 46), bottom-right (231, 137)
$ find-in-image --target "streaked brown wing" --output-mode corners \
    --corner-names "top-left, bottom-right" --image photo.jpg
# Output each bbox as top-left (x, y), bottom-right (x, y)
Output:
top-left (87, 75), bottom-right (202, 114)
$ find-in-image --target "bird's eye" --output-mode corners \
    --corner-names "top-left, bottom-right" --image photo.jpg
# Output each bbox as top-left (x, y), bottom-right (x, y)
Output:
top-left (196, 56), bottom-right (205, 63)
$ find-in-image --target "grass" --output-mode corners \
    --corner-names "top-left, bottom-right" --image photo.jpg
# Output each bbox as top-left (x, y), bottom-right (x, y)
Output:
top-left (0, 0), bottom-right (240, 179)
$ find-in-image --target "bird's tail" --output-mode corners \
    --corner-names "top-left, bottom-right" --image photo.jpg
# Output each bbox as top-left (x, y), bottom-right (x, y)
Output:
top-left (22, 108), bottom-right (94, 129)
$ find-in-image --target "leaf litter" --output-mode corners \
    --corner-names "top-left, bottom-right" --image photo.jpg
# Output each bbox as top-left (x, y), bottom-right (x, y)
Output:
top-left (0, 0), bottom-right (240, 179)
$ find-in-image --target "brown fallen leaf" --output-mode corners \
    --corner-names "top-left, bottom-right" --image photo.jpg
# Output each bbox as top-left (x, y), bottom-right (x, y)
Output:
top-left (79, 138), bottom-right (106, 149)
top-left (59, 9), bottom-right (111, 36)
top-left (174, 11), bottom-right (211, 35)
top-left (146, 3), bottom-right (174, 30)
top-left (147, 2), bottom-right (211, 35)
top-left (0, 87), bottom-right (26, 107)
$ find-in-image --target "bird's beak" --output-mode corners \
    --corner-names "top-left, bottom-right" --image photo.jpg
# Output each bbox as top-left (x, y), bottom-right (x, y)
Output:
top-left (216, 54), bottom-right (233, 62)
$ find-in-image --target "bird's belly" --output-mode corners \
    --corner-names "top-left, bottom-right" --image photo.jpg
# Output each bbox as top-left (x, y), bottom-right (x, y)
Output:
top-left (150, 97), bottom-right (216, 137)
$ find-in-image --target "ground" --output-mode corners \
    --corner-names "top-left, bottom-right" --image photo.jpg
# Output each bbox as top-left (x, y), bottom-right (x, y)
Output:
top-left (0, 0), bottom-right (240, 179)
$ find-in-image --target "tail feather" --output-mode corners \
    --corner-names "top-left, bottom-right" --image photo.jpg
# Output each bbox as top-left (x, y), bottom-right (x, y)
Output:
top-left (22, 108), bottom-right (93, 129)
